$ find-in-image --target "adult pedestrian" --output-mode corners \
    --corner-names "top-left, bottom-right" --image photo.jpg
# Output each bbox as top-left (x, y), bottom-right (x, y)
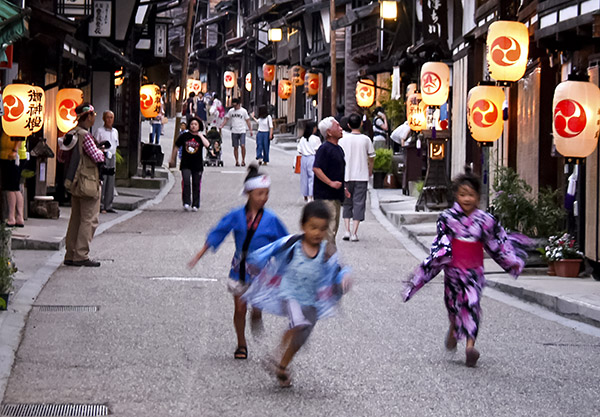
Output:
top-left (253, 105), bottom-right (273, 165)
top-left (175, 117), bottom-right (210, 212)
top-left (209, 93), bottom-right (225, 131)
top-left (149, 100), bottom-right (163, 144)
top-left (313, 117), bottom-right (349, 243)
top-left (185, 92), bottom-right (196, 125)
top-left (196, 91), bottom-right (207, 123)
top-left (221, 98), bottom-right (253, 167)
top-left (372, 106), bottom-right (389, 150)
top-left (62, 103), bottom-right (105, 267)
top-left (339, 113), bottom-right (375, 242)
top-left (0, 132), bottom-right (25, 227)
top-left (96, 110), bottom-right (119, 214)
top-left (297, 121), bottom-right (321, 202)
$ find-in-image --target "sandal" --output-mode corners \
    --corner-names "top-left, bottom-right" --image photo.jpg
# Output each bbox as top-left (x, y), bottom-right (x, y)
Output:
top-left (234, 346), bottom-right (248, 360)
top-left (465, 347), bottom-right (480, 368)
top-left (275, 364), bottom-right (292, 388)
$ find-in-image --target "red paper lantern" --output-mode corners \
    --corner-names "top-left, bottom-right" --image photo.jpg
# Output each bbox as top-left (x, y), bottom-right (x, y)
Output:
top-left (290, 66), bottom-right (306, 87)
top-left (552, 80), bottom-right (600, 158)
top-left (356, 79), bottom-right (375, 108)
top-left (245, 73), bottom-right (252, 92)
top-left (467, 85), bottom-right (505, 143)
top-left (278, 79), bottom-right (292, 100)
top-left (486, 21), bottom-right (529, 82)
top-left (140, 84), bottom-right (161, 119)
top-left (224, 71), bottom-right (236, 89)
top-left (420, 62), bottom-right (450, 106)
top-left (305, 73), bottom-right (319, 96)
top-left (2, 84), bottom-right (45, 137)
top-left (56, 88), bottom-right (84, 133)
top-left (263, 64), bottom-right (275, 83)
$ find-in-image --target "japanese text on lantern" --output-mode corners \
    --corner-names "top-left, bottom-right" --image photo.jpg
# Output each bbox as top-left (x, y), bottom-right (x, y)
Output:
top-left (25, 89), bottom-right (44, 132)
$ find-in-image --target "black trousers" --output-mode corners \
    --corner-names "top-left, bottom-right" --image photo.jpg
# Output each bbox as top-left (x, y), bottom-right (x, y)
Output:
top-left (181, 169), bottom-right (202, 208)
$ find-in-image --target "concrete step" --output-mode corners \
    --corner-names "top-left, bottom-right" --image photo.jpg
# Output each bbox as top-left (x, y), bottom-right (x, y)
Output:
top-left (136, 166), bottom-right (169, 179)
top-left (273, 133), bottom-right (297, 144)
top-left (116, 176), bottom-right (167, 190)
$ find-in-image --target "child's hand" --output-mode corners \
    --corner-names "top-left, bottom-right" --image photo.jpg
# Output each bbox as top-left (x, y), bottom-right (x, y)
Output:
top-left (341, 276), bottom-right (352, 294)
top-left (188, 253), bottom-right (202, 269)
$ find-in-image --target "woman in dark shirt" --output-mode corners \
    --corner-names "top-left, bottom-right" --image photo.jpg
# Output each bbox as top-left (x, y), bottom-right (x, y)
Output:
top-left (175, 117), bottom-right (210, 211)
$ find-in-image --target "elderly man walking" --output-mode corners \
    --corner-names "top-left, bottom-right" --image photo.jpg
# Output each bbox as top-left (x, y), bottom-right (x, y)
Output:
top-left (96, 110), bottom-right (119, 214)
top-left (313, 117), bottom-right (349, 243)
top-left (339, 113), bottom-right (375, 242)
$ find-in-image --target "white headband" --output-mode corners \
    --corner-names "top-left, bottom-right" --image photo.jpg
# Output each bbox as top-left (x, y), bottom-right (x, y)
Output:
top-left (243, 175), bottom-right (271, 194)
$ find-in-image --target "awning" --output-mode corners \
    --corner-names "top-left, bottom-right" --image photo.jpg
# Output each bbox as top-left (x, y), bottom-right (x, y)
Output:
top-left (0, 0), bottom-right (30, 61)
top-left (97, 39), bottom-right (141, 71)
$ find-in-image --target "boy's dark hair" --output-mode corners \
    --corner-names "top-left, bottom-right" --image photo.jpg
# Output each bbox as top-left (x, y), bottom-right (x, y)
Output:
top-left (348, 113), bottom-right (362, 129)
top-left (232, 98), bottom-right (240, 105)
top-left (189, 92), bottom-right (196, 98)
top-left (340, 116), bottom-right (351, 133)
top-left (336, 104), bottom-right (345, 115)
top-left (188, 117), bottom-right (204, 131)
top-left (301, 200), bottom-right (331, 225)
top-left (453, 166), bottom-right (481, 196)
top-left (303, 121), bottom-right (316, 139)
top-left (258, 105), bottom-right (269, 119)
top-left (245, 162), bottom-right (262, 182)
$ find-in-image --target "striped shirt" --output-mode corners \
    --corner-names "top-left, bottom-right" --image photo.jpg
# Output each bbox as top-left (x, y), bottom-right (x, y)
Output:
top-left (82, 132), bottom-right (105, 163)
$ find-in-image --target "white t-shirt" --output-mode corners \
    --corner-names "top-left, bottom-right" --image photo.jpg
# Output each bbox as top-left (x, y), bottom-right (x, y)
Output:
top-left (95, 126), bottom-right (119, 158)
top-left (297, 134), bottom-right (321, 156)
top-left (257, 115), bottom-right (273, 132)
top-left (339, 132), bottom-right (375, 182)
top-left (226, 107), bottom-right (250, 134)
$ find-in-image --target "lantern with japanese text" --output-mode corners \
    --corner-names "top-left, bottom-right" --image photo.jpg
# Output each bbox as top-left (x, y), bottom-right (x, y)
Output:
top-left (278, 79), bottom-right (292, 100)
top-left (2, 84), bottom-right (45, 137)
top-left (305, 72), bottom-right (319, 96)
top-left (356, 79), bottom-right (375, 108)
top-left (263, 64), bottom-right (275, 83)
top-left (245, 73), bottom-right (252, 92)
top-left (406, 92), bottom-right (427, 132)
top-left (290, 66), bottom-right (306, 86)
top-left (224, 71), bottom-right (236, 89)
top-left (187, 79), bottom-right (202, 95)
top-left (467, 85), bottom-right (505, 143)
top-left (420, 62), bottom-right (450, 106)
top-left (140, 84), bottom-right (161, 119)
top-left (56, 88), bottom-right (84, 133)
top-left (552, 80), bottom-right (600, 158)
top-left (406, 83), bottom-right (417, 98)
top-left (486, 21), bottom-right (529, 83)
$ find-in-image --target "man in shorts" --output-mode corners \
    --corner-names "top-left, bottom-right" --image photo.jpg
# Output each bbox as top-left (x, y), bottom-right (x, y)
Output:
top-left (221, 98), bottom-right (253, 166)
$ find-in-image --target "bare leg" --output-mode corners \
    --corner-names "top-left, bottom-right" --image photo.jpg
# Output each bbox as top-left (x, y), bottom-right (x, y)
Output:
top-left (241, 145), bottom-right (246, 165)
top-left (233, 295), bottom-right (247, 349)
top-left (233, 146), bottom-right (239, 165)
top-left (279, 328), bottom-right (302, 369)
top-left (465, 337), bottom-right (480, 367)
top-left (15, 190), bottom-right (24, 224)
top-left (352, 219), bottom-right (361, 235)
top-left (344, 218), bottom-right (351, 234)
top-left (6, 191), bottom-right (16, 224)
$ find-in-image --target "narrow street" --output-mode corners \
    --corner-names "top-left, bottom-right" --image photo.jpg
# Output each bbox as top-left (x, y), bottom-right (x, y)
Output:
top-left (2, 134), bottom-right (600, 417)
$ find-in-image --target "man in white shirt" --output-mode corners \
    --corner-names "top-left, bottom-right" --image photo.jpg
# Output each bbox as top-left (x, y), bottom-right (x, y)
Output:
top-left (96, 110), bottom-right (119, 213)
top-left (221, 98), bottom-right (253, 167)
top-left (338, 113), bottom-right (375, 241)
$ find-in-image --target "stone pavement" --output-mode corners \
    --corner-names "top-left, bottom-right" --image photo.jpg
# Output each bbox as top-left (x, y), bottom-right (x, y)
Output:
top-left (373, 188), bottom-right (600, 327)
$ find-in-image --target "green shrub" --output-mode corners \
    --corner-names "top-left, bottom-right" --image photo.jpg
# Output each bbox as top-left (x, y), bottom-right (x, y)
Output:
top-left (373, 148), bottom-right (393, 173)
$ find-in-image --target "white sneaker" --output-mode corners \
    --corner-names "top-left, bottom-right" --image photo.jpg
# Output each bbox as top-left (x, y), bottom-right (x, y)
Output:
top-left (350, 234), bottom-right (359, 242)
top-left (183, 204), bottom-right (191, 212)
top-left (342, 231), bottom-right (350, 241)
top-left (192, 206), bottom-right (199, 212)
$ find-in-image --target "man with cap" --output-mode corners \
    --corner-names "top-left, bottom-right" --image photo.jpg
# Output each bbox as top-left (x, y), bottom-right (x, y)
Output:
top-left (61, 102), bottom-right (106, 267)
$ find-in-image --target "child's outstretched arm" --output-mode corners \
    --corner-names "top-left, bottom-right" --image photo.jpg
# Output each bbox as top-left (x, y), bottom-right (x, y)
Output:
top-left (188, 243), bottom-right (210, 269)
top-left (483, 214), bottom-right (530, 278)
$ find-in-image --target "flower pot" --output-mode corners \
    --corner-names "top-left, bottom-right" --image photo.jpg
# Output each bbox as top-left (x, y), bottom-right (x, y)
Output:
top-left (0, 293), bottom-right (9, 310)
top-left (547, 261), bottom-right (556, 276)
top-left (373, 171), bottom-right (386, 189)
top-left (554, 259), bottom-right (582, 278)
top-left (383, 173), bottom-right (398, 189)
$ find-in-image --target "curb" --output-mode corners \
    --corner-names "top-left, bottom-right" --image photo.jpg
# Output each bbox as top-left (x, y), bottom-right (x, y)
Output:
top-left (0, 171), bottom-right (175, 403)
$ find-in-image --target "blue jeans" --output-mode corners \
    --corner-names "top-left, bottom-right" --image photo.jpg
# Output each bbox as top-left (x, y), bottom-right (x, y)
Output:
top-left (256, 131), bottom-right (270, 162)
top-left (150, 123), bottom-right (161, 144)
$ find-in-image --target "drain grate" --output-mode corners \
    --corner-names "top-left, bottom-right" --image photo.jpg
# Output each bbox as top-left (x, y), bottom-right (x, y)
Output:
top-left (0, 403), bottom-right (109, 416)
top-left (32, 305), bottom-right (100, 313)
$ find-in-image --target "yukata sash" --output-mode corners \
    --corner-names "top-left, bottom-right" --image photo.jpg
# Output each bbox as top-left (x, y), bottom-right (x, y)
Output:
top-left (450, 239), bottom-right (484, 270)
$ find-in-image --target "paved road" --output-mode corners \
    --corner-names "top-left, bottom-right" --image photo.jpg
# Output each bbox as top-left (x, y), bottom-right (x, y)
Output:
top-left (3, 132), bottom-right (600, 416)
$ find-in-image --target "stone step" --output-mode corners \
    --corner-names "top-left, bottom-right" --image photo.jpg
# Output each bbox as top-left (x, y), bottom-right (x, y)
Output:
top-left (136, 166), bottom-right (169, 179)
top-left (116, 176), bottom-right (167, 190)
top-left (273, 133), bottom-right (297, 144)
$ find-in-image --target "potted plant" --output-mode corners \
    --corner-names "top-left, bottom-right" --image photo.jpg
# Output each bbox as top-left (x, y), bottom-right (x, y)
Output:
top-left (544, 233), bottom-right (584, 278)
top-left (373, 148), bottom-right (392, 189)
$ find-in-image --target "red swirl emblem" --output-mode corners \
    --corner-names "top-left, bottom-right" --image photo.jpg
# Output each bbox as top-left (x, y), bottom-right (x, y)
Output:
top-left (140, 93), bottom-right (154, 110)
top-left (3, 94), bottom-right (25, 122)
top-left (472, 99), bottom-right (498, 128)
top-left (554, 99), bottom-right (586, 138)
top-left (491, 36), bottom-right (521, 67)
top-left (421, 72), bottom-right (442, 95)
top-left (58, 98), bottom-right (78, 123)
top-left (225, 74), bottom-right (233, 83)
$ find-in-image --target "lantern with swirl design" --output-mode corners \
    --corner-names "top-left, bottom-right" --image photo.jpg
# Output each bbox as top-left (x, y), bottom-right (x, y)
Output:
top-left (140, 84), bottom-right (161, 119)
top-left (467, 85), bottom-right (505, 143)
top-left (356, 79), bottom-right (375, 108)
top-left (486, 21), bottom-right (529, 82)
top-left (224, 71), bottom-right (236, 89)
top-left (278, 79), bottom-right (292, 100)
top-left (2, 84), bottom-right (45, 137)
top-left (305, 73), bottom-right (319, 96)
top-left (56, 88), bottom-right (84, 133)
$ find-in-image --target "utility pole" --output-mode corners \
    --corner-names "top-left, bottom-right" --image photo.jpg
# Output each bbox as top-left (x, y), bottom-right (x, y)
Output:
top-left (330, 0), bottom-right (336, 116)
top-left (169, 0), bottom-right (196, 168)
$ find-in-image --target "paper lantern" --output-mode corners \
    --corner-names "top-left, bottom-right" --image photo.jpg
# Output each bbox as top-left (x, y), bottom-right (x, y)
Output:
top-left (140, 84), bottom-right (161, 119)
top-left (263, 64), bottom-right (275, 83)
top-left (486, 21), bottom-right (529, 82)
top-left (406, 83), bottom-right (417, 98)
top-left (56, 88), bottom-right (84, 133)
top-left (406, 92), bottom-right (427, 132)
top-left (467, 85), bottom-right (505, 143)
top-left (224, 71), bottom-right (236, 89)
top-left (290, 66), bottom-right (306, 87)
top-left (245, 73), bottom-right (252, 92)
top-left (305, 73), bottom-right (319, 96)
top-left (356, 79), bottom-right (375, 108)
top-left (187, 79), bottom-right (202, 95)
top-left (380, 1), bottom-right (397, 20)
top-left (175, 86), bottom-right (180, 100)
top-left (420, 62), bottom-right (450, 106)
top-left (278, 79), bottom-right (292, 100)
top-left (552, 80), bottom-right (600, 158)
top-left (114, 69), bottom-right (124, 86)
top-left (2, 84), bottom-right (45, 137)
top-left (268, 27), bottom-right (282, 42)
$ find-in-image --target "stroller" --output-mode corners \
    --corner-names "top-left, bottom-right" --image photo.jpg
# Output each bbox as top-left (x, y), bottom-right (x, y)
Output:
top-left (204, 127), bottom-right (223, 167)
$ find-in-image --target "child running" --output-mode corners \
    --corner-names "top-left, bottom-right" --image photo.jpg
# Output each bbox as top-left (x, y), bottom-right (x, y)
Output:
top-left (402, 169), bottom-right (529, 367)
top-left (242, 201), bottom-right (351, 387)
top-left (188, 164), bottom-right (288, 360)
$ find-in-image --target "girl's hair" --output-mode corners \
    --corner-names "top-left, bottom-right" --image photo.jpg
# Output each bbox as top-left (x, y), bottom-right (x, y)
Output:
top-left (301, 200), bottom-right (331, 225)
top-left (245, 162), bottom-right (261, 182)
top-left (188, 117), bottom-right (204, 131)
top-left (303, 121), bottom-right (316, 139)
top-left (258, 105), bottom-right (268, 119)
top-left (453, 166), bottom-right (481, 196)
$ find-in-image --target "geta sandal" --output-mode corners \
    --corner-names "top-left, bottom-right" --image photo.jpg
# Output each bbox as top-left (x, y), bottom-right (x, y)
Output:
top-left (234, 346), bottom-right (248, 360)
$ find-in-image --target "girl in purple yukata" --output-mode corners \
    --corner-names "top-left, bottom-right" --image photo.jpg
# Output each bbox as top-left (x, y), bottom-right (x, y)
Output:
top-left (402, 169), bottom-right (529, 367)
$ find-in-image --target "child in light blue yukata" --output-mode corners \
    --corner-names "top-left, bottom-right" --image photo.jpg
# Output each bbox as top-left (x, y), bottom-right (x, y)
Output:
top-left (243, 201), bottom-right (352, 387)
